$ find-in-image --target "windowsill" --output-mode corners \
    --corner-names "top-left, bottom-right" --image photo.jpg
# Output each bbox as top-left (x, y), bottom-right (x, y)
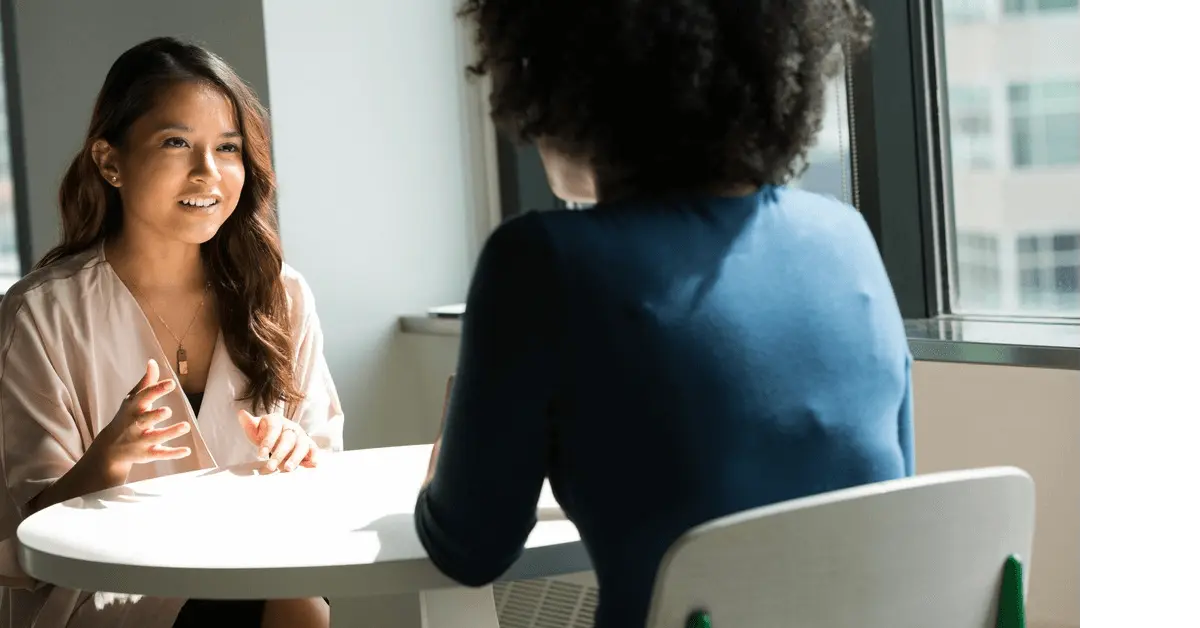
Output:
top-left (399, 311), bottom-right (1079, 371)
top-left (398, 315), bottom-right (467, 337)
top-left (903, 317), bottom-right (1078, 370)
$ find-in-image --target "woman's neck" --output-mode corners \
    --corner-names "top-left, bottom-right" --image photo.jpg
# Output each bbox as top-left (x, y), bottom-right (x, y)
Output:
top-left (594, 178), bottom-right (761, 204)
top-left (104, 231), bottom-right (208, 294)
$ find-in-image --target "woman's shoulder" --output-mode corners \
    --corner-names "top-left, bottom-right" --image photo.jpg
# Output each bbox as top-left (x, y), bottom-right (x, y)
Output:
top-left (487, 210), bottom-right (552, 246)
top-left (278, 262), bottom-right (320, 329)
top-left (0, 248), bottom-right (105, 324)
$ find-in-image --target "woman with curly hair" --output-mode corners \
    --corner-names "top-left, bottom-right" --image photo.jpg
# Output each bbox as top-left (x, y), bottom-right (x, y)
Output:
top-left (416, 2), bottom-right (912, 626)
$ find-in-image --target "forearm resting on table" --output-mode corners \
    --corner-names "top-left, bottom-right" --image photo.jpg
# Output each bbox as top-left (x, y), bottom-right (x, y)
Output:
top-left (423, 373), bottom-right (454, 487)
top-left (28, 449), bottom-right (125, 515)
top-left (423, 437), bottom-right (442, 486)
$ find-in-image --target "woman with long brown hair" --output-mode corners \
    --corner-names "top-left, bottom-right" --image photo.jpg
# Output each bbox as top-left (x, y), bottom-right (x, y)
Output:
top-left (0, 38), bottom-right (341, 627)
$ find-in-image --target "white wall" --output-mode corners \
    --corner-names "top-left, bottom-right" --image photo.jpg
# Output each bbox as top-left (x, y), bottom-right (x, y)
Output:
top-left (913, 361), bottom-right (1079, 628)
top-left (262, 0), bottom-right (492, 450)
top-left (9, 0), bottom-right (271, 261)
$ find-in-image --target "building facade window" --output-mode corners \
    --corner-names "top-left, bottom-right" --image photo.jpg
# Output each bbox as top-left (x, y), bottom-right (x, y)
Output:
top-left (1017, 231), bottom-right (1080, 314)
top-left (956, 232), bottom-right (1003, 310)
top-left (944, 0), bottom-right (992, 23)
top-left (1003, 0), bottom-right (1079, 14)
top-left (1008, 80), bottom-right (1080, 168)
top-left (948, 86), bottom-right (996, 170)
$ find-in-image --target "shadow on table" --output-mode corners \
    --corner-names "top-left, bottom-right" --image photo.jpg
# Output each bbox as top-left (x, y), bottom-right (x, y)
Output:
top-left (355, 513), bottom-right (418, 557)
top-left (197, 460), bottom-right (271, 478)
top-left (61, 460), bottom-right (269, 510)
top-left (356, 510), bottom-right (590, 586)
top-left (62, 485), bottom-right (161, 510)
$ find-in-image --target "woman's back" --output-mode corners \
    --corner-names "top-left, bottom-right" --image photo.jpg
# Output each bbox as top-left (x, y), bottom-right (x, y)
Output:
top-left (416, 186), bottom-right (913, 628)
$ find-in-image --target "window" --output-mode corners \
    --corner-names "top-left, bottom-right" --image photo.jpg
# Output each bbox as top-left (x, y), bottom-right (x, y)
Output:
top-left (1003, 0), bottom-right (1078, 14)
top-left (1008, 81), bottom-right (1080, 168)
top-left (947, 86), bottom-right (995, 170)
top-left (944, 0), bottom-right (992, 23)
top-left (1017, 232), bottom-right (1079, 313)
top-left (790, 73), bottom-right (854, 206)
top-left (955, 232), bottom-right (1002, 311)
top-left (0, 7), bottom-right (19, 293)
top-left (938, 0), bottom-right (1080, 317)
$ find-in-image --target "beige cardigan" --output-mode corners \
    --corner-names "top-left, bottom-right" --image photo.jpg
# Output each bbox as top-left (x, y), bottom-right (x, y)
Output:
top-left (0, 246), bottom-right (344, 627)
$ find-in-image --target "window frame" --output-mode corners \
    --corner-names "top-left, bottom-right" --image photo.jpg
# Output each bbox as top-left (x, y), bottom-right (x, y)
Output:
top-left (850, 0), bottom-right (947, 319)
top-left (1, 0), bottom-right (32, 286)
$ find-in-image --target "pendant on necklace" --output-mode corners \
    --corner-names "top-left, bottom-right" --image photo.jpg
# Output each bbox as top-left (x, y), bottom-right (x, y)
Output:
top-left (177, 347), bottom-right (189, 376)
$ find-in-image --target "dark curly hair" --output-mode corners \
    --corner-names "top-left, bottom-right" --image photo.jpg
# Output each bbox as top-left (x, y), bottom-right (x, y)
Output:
top-left (460, 0), bottom-right (873, 195)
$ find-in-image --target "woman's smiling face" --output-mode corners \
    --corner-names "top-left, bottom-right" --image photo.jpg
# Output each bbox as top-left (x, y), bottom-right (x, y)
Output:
top-left (95, 80), bottom-right (245, 245)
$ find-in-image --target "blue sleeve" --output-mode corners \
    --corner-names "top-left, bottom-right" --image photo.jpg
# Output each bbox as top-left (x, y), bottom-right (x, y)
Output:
top-left (898, 355), bottom-right (915, 476)
top-left (414, 213), bottom-right (562, 587)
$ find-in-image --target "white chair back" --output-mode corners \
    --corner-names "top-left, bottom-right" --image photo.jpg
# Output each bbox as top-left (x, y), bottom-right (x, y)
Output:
top-left (645, 467), bottom-right (1035, 628)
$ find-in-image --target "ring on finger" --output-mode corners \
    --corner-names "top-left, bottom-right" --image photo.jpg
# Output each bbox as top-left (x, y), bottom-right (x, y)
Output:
top-left (268, 432), bottom-right (297, 468)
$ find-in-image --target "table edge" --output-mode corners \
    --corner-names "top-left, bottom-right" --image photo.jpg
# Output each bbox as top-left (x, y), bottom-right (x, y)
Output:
top-left (18, 530), bottom-right (591, 599)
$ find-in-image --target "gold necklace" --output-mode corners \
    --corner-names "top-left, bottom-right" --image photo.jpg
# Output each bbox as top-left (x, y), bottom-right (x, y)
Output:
top-left (133, 282), bottom-right (211, 376)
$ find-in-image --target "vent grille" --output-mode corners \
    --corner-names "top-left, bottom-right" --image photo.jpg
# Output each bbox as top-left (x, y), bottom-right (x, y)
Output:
top-left (494, 579), bottom-right (599, 628)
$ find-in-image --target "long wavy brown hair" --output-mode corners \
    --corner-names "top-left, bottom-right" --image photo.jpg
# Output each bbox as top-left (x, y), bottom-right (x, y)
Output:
top-left (37, 37), bottom-right (303, 414)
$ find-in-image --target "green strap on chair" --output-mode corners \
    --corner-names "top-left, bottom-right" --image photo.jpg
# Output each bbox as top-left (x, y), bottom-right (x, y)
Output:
top-left (686, 609), bottom-right (712, 628)
top-left (996, 554), bottom-right (1026, 628)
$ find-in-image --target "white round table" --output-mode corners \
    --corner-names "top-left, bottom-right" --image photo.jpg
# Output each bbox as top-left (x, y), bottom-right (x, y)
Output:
top-left (17, 444), bottom-right (590, 628)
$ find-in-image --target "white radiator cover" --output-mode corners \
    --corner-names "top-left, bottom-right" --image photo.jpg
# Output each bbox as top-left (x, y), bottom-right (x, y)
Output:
top-left (494, 573), bottom-right (600, 628)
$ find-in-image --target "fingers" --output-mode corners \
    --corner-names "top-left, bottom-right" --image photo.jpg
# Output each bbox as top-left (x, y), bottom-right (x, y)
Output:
top-left (242, 414), bottom-right (317, 473)
top-left (266, 430), bottom-right (297, 472)
top-left (300, 446), bottom-right (320, 469)
top-left (137, 419), bottom-right (191, 462)
top-left (141, 420), bottom-right (191, 446)
top-left (134, 406), bottom-right (175, 430)
top-left (147, 444), bottom-right (192, 460)
top-left (281, 437), bottom-right (310, 472)
top-left (258, 417), bottom-right (284, 459)
top-left (144, 359), bottom-right (160, 390)
top-left (236, 409), bottom-right (262, 444)
top-left (127, 359), bottom-right (160, 397)
top-left (131, 379), bottom-right (176, 413)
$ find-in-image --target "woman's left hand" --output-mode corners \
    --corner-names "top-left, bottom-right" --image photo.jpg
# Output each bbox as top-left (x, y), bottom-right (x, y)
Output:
top-left (237, 410), bottom-right (319, 472)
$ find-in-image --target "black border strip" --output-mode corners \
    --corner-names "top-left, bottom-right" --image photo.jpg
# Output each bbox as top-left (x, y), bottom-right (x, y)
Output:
top-left (1, 0), bottom-right (31, 278)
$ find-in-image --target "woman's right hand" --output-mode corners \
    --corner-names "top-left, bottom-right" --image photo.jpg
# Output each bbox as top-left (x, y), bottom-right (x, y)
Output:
top-left (90, 359), bottom-right (192, 483)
